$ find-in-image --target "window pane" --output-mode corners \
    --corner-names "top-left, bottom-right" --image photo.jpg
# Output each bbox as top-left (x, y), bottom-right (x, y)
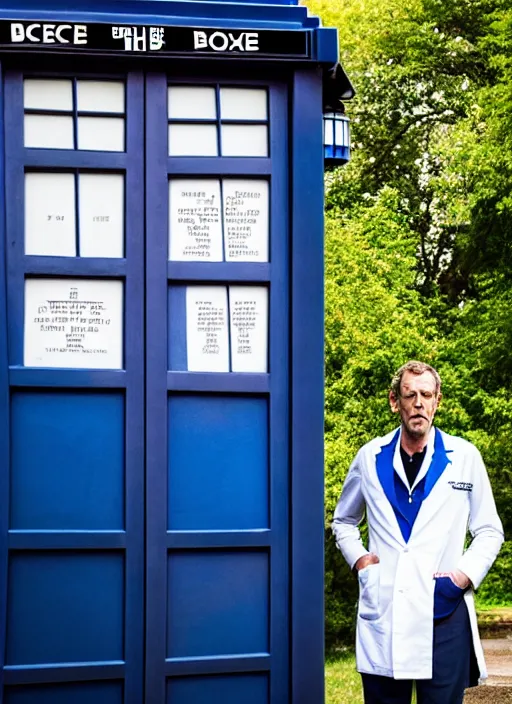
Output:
top-left (229, 286), bottom-right (268, 373)
top-left (24, 79), bottom-right (73, 111)
top-left (25, 173), bottom-right (76, 257)
top-left (77, 117), bottom-right (125, 152)
top-left (220, 88), bottom-right (267, 121)
top-left (223, 179), bottom-right (269, 262)
top-left (186, 286), bottom-right (229, 372)
top-left (169, 124), bottom-right (218, 157)
top-left (79, 174), bottom-right (124, 258)
top-left (24, 278), bottom-right (124, 369)
top-left (77, 81), bottom-right (125, 113)
top-left (168, 86), bottom-right (217, 120)
top-left (169, 179), bottom-right (223, 261)
top-left (221, 125), bottom-right (268, 157)
top-left (24, 115), bottom-right (74, 149)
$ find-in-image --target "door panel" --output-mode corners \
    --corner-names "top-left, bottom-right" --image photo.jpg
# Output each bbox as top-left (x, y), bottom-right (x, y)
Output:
top-left (145, 74), bottom-right (289, 704)
top-left (1, 68), bottom-right (290, 704)
top-left (1, 70), bottom-right (145, 704)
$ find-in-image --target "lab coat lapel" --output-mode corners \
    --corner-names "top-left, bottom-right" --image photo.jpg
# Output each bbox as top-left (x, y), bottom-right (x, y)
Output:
top-left (375, 429), bottom-right (403, 519)
top-left (375, 430), bottom-right (407, 545)
top-left (410, 428), bottom-right (453, 537)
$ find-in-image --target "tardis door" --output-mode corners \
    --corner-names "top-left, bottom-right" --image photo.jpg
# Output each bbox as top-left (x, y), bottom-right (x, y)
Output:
top-left (1, 68), bottom-right (145, 704)
top-left (0, 66), bottom-right (290, 704)
top-left (144, 75), bottom-right (290, 704)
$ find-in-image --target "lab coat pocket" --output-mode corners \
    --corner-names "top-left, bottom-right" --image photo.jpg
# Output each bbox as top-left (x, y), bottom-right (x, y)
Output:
top-left (358, 563), bottom-right (380, 620)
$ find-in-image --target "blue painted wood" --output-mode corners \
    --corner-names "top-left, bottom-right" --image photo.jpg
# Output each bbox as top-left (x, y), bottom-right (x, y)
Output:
top-left (24, 150), bottom-right (127, 169)
top-left (267, 78), bottom-right (289, 704)
top-left (146, 74), bottom-right (290, 704)
top-left (24, 257), bottom-right (127, 276)
top-left (144, 71), bottom-right (169, 704)
top-left (0, 60), bottom-right (10, 704)
top-left (9, 368), bottom-right (127, 388)
top-left (167, 672), bottom-right (269, 704)
top-left (122, 70), bottom-right (145, 704)
top-left (0, 2), bottom-right (314, 33)
top-left (166, 530), bottom-right (271, 549)
top-left (167, 550), bottom-right (269, 658)
top-left (291, 69), bottom-right (325, 704)
top-left (168, 261), bottom-right (270, 281)
top-left (7, 552), bottom-right (125, 665)
top-left (4, 664), bottom-right (125, 685)
top-left (4, 679), bottom-right (124, 704)
top-left (3, 70), bottom-right (145, 704)
top-left (2, 61), bottom-right (328, 704)
top-left (0, 0), bottom-right (341, 65)
top-left (167, 371), bottom-right (270, 393)
top-left (168, 286), bottom-right (187, 370)
top-left (168, 395), bottom-right (269, 531)
top-left (8, 532), bottom-right (127, 550)
top-left (4, 72), bottom-right (25, 368)
top-left (10, 391), bottom-right (125, 530)
top-left (164, 654), bottom-right (270, 676)
top-left (167, 158), bottom-right (271, 177)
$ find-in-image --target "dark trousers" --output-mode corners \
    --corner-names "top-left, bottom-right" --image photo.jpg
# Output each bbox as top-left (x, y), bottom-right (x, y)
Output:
top-left (361, 600), bottom-right (476, 704)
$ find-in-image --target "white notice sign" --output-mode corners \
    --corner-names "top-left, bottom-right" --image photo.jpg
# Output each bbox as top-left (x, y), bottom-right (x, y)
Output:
top-left (169, 180), bottom-right (223, 261)
top-left (229, 286), bottom-right (268, 372)
top-left (79, 173), bottom-right (124, 258)
top-left (25, 172), bottom-right (76, 257)
top-left (223, 180), bottom-right (269, 262)
top-left (24, 278), bottom-right (123, 369)
top-left (186, 286), bottom-right (229, 372)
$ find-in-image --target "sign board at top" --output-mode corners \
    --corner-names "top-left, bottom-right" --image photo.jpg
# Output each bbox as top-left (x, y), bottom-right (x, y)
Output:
top-left (185, 0), bottom-right (298, 3)
top-left (0, 20), bottom-right (309, 57)
top-left (175, 0), bottom-right (299, 3)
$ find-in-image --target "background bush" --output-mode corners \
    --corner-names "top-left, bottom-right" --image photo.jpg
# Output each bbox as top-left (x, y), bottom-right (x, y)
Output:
top-left (303, 0), bottom-right (512, 648)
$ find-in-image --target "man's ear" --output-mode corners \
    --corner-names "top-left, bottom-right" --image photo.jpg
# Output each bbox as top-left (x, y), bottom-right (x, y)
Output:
top-left (389, 390), bottom-right (399, 414)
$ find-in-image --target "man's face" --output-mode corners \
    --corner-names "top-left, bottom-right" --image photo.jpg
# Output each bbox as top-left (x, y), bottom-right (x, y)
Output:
top-left (389, 371), bottom-right (441, 439)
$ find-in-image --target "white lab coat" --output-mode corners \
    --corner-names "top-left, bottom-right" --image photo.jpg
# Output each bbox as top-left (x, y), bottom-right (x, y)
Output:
top-left (332, 426), bottom-right (504, 680)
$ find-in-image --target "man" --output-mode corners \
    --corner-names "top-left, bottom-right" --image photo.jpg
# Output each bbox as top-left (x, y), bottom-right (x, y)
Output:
top-left (332, 360), bottom-right (504, 704)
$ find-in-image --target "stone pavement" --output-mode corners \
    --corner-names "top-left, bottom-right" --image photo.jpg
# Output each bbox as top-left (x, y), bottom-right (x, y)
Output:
top-left (465, 639), bottom-right (512, 703)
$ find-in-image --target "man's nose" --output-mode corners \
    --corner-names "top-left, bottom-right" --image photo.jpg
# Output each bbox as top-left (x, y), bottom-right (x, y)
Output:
top-left (413, 395), bottom-right (423, 407)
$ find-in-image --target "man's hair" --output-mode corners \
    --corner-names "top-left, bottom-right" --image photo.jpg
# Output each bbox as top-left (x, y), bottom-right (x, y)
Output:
top-left (390, 360), bottom-right (441, 398)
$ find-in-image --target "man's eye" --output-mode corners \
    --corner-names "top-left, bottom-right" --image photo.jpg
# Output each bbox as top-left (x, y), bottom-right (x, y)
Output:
top-left (423, 393), bottom-right (433, 399)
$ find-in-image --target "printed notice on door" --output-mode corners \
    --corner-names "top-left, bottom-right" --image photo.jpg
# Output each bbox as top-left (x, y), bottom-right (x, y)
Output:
top-left (169, 180), bottom-right (223, 261)
top-left (186, 286), bottom-right (229, 372)
top-left (24, 278), bottom-right (123, 368)
top-left (229, 286), bottom-right (268, 372)
top-left (223, 180), bottom-right (269, 262)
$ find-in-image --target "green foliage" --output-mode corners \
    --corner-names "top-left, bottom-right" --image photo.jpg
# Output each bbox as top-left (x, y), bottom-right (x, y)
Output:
top-left (304, 0), bottom-right (512, 647)
top-left (324, 187), bottom-right (439, 516)
top-left (475, 541), bottom-right (512, 606)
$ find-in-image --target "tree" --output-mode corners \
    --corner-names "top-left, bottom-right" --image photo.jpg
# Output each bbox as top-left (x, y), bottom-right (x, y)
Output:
top-left (324, 188), bottom-right (439, 647)
top-left (304, 0), bottom-right (512, 648)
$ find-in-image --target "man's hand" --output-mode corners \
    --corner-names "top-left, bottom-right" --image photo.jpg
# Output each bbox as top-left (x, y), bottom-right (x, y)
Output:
top-left (354, 553), bottom-right (380, 572)
top-left (433, 569), bottom-right (471, 590)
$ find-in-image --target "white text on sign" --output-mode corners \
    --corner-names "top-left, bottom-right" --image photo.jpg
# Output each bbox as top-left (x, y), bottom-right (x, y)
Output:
top-left (193, 30), bottom-right (259, 52)
top-left (10, 22), bottom-right (88, 44)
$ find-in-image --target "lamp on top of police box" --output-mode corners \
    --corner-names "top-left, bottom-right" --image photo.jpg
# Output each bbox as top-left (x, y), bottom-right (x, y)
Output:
top-left (323, 101), bottom-right (350, 166)
top-left (322, 62), bottom-right (355, 168)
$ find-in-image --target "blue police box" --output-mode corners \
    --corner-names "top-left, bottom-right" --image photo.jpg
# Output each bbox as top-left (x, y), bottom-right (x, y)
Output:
top-left (0, 1), bottom-right (352, 702)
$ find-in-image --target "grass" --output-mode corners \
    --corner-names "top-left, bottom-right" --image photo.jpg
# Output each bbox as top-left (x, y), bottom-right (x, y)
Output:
top-left (325, 652), bottom-right (363, 704)
top-left (325, 652), bottom-right (417, 704)
top-left (325, 606), bottom-right (512, 702)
